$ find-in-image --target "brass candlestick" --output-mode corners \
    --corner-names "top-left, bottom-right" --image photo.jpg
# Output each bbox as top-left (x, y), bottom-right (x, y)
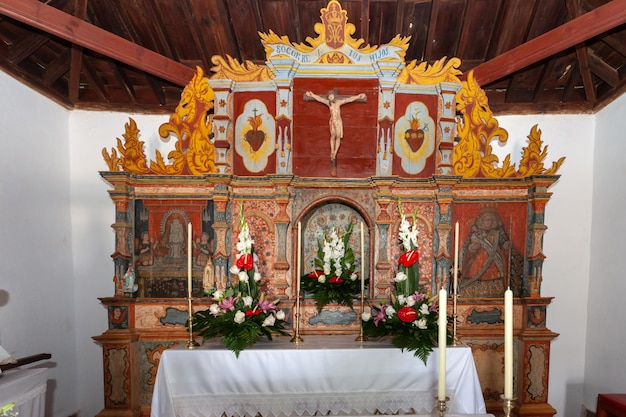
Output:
top-left (290, 287), bottom-right (303, 343)
top-left (452, 291), bottom-right (460, 346)
top-left (185, 297), bottom-right (200, 349)
top-left (501, 395), bottom-right (516, 417)
top-left (435, 396), bottom-right (449, 417)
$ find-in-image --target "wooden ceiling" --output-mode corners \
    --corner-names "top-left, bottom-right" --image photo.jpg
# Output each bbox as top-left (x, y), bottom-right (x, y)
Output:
top-left (0, 0), bottom-right (625, 115)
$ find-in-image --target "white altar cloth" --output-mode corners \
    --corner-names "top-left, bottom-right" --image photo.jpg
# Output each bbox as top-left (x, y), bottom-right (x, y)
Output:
top-left (151, 335), bottom-right (485, 417)
top-left (0, 368), bottom-right (48, 417)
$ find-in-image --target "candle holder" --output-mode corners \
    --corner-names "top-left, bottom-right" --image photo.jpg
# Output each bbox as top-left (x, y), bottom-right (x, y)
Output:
top-left (435, 396), bottom-right (449, 417)
top-left (501, 395), bottom-right (516, 417)
top-left (185, 297), bottom-right (200, 349)
top-left (355, 287), bottom-right (368, 342)
top-left (290, 290), bottom-right (303, 344)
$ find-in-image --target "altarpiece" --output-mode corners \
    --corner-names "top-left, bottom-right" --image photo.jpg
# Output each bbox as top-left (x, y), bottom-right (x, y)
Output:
top-left (95, 1), bottom-right (564, 416)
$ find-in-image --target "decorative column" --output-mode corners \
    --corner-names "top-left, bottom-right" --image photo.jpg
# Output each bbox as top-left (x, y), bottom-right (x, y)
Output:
top-left (371, 177), bottom-right (395, 298)
top-left (269, 175), bottom-right (295, 298)
top-left (433, 176), bottom-right (459, 292)
top-left (210, 182), bottom-right (232, 289)
top-left (208, 79), bottom-right (234, 174)
top-left (436, 82), bottom-right (461, 175)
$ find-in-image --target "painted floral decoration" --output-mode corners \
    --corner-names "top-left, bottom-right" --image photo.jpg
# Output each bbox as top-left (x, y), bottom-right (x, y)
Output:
top-left (362, 202), bottom-right (443, 364)
top-left (301, 222), bottom-right (364, 312)
top-left (191, 203), bottom-right (288, 356)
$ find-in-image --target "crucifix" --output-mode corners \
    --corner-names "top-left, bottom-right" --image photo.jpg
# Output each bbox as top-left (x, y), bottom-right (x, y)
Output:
top-left (304, 89), bottom-right (367, 176)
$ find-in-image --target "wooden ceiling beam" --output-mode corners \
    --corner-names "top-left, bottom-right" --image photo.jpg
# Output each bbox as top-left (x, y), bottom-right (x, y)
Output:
top-left (566, 0), bottom-right (596, 104)
top-left (68, 0), bottom-right (87, 103)
top-left (469, 0), bottom-right (626, 86)
top-left (0, 0), bottom-right (195, 87)
top-left (588, 49), bottom-right (619, 88)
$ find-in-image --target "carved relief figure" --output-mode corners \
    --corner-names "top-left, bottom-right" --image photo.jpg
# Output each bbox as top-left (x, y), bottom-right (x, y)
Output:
top-left (164, 217), bottom-right (186, 261)
top-left (195, 232), bottom-right (214, 266)
top-left (137, 230), bottom-right (155, 266)
top-left (304, 89), bottom-right (366, 175)
top-left (460, 208), bottom-right (510, 297)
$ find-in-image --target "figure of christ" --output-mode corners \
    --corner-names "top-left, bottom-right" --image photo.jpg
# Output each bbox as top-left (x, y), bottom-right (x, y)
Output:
top-left (304, 89), bottom-right (367, 176)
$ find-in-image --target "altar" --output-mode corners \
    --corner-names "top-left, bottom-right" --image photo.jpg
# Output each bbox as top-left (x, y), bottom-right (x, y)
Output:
top-left (151, 336), bottom-right (486, 417)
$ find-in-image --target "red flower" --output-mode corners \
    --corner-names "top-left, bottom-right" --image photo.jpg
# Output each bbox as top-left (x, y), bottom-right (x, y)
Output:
top-left (245, 309), bottom-right (262, 317)
top-left (307, 271), bottom-right (323, 279)
top-left (397, 306), bottom-right (418, 323)
top-left (328, 276), bottom-right (345, 284)
top-left (398, 250), bottom-right (419, 268)
top-left (237, 253), bottom-right (254, 270)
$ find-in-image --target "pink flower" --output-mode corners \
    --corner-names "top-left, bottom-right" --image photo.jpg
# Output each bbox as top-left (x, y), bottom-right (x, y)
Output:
top-left (374, 306), bottom-right (388, 326)
top-left (219, 296), bottom-right (236, 311)
top-left (258, 299), bottom-right (277, 313)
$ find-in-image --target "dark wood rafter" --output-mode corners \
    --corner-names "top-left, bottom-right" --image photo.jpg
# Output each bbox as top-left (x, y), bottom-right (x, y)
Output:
top-left (69, 0), bottom-right (86, 102)
top-left (470, 0), bottom-right (626, 86)
top-left (0, 0), bottom-right (195, 86)
top-left (0, 0), bottom-right (624, 113)
top-left (566, 0), bottom-right (596, 103)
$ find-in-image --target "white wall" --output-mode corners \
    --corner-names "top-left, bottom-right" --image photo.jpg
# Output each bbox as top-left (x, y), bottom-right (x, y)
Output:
top-left (583, 92), bottom-right (626, 410)
top-left (497, 115), bottom-right (595, 416)
top-left (1, 70), bottom-right (622, 416)
top-left (69, 111), bottom-right (168, 417)
top-left (0, 72), bottom-right (77, 417)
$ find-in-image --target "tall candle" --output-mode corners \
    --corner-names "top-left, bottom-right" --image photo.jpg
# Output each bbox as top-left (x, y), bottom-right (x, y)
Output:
top-left (360, 222), bottom-right (365, 295)
top-left (187, 222), bottom-right (192, 298)
top-left (453, 222), bottom-right (459, 295)
top-left (438, 288), bottom-right (447, 400)
top-left (504, 287), bottom-right (513, 399)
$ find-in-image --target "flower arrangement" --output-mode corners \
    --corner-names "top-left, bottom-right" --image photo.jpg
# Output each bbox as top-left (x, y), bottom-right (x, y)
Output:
top-left (362, 202), bottom-right (443, 364)
top-left (301, 222), bottom-right (363, 312)
top-left (191, 204), bottom-right (288, 356)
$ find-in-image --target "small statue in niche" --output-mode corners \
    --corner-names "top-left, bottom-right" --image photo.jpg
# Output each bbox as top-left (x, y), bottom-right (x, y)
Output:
top-left (460, 208), bottom-right (511, 297)
top-left (304, 89), bottom-right (366, 176)
top-left (122, 265), bottom-right (138, 295)
top-left (202, 257), bottom-right (215, 294)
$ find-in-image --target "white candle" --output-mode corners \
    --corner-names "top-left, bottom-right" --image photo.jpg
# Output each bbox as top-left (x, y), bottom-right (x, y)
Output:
top-left (453, 221), bottom-right (459, 295)
top-left (187, 222), bottom-right (192, 298)
top-left (438, 288), bottom-right (447, 400)
top-left (504, 287), bottom-right (513, 399)
top-left (360, 222), bottom-right (365, 295)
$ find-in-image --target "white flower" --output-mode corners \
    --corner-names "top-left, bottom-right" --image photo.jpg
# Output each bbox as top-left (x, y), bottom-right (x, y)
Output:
top-left (385, 306), bottom-right (396, 317)
top-left (276, 310), bottom-right (285, 320)
top-left (397, 294), bottom-right (406, 305)
top-left (262, 315), bottom-right (276, 327)
top-left (362, 312), bottom-right (371, 321)
top-left (230, 265), bottom-right (240, 275)
top-left (234, 311), bottom-right (245, 324)
top-left (209, 304), bottom-right (221, 315)
top-left (212, 289), bottom-right (224, 300)
top-left (323, 265), bottom-right (331, 275)
top-left (405, 296), bottom-right (416, 307)
top-left (394, 271), bottom-right (408, 282)
top-left (238, 270), bottom-right (249, 282)
top-left (350, 272), bottom-right (357, 281)
top-left (318, 275), bottom-right (326, 283)
top-left (416, 318), bottom-right (428, 329)
top-left (254, 272), bottom-right (262, 282)
top-left (419, 304), bottom-right (430, 315)
top-left (242, 296), bottom-right (253, 307)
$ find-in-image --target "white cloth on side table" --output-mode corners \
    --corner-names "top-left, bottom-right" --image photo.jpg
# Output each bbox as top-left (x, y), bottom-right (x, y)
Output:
top-left (151, 335), bottom-right (486, 417)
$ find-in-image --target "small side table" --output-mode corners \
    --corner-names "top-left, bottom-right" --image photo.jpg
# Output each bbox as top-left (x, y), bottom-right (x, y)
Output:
top-left (597, 394), bottom-right (626, 417)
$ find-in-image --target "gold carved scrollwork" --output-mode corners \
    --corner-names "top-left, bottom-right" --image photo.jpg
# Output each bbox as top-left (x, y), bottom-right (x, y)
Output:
top-left (102, 67), bottom-right (217, 175)
top-left (454, 71), bottom-right (565, 178)
top-left (210, 55), bottom-right (274, 82)
top-left (397, 57), bottom-right (462, 85)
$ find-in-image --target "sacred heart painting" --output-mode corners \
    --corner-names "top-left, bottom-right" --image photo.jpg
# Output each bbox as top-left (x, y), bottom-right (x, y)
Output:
top-left (235, 99), bottom-right (276, 173)
top-left (393, 102), bottom-right (435, 175)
